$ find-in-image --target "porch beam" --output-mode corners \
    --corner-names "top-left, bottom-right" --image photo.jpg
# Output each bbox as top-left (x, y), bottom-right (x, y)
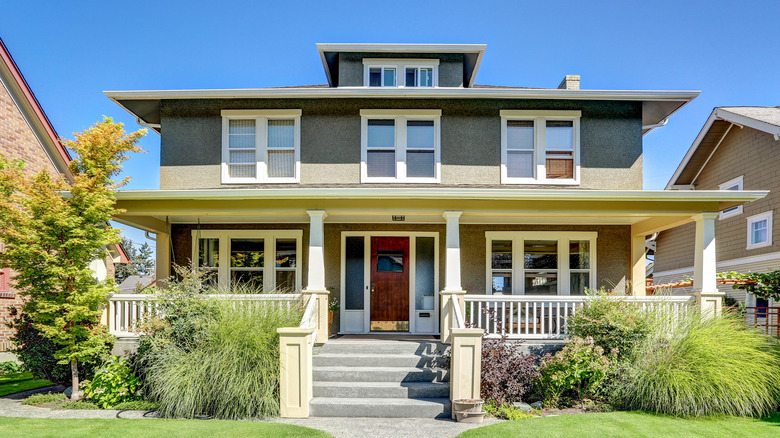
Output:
top-left (305, 210), bottom-right (327, 291)
top-left (630, 216), bottom-right (693, 236)
top-left (112, 215), bottom-right (167, 233)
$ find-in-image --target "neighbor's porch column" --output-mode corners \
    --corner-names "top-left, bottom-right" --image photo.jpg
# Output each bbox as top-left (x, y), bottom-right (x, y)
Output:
top-left (305, 210), bottom-right (329, 344)
top-left (691, 213), bottom-right (723, 316)
top-left (156, 231), bottom-right (171, 281)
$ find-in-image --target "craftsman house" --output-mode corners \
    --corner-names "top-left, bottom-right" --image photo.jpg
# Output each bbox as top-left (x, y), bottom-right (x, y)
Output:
top-left (655, 106), bottom-right (780, 310)
top-left (104, 44), bottom-right (765, 418)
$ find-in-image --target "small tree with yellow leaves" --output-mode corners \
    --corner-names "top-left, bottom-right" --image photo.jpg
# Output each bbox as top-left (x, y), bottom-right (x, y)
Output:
top-left (0, 117), bottom-right (145, 400)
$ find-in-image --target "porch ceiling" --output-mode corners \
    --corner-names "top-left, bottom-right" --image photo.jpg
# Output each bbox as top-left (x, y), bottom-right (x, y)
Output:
top-left (111, 188), bottom-right (766, 235)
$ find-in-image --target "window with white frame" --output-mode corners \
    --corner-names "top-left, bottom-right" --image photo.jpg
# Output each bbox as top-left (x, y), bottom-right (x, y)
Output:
top-left (486, 231), bottom-right (596, 295)
top-left (747, 211), bottom-right (773, 250)
top-left (192, 230), bottom-right (302, 291)
top-left (360, 110), bottom-right (441, 182)
top-left (719, 176), bottom-right (744, 219)
top-left (363, 59), bottom-right (439, 88)
top-left (500, 110), bottom-right (581, 184)
top-left (221, 110), bottom-right (301, 183)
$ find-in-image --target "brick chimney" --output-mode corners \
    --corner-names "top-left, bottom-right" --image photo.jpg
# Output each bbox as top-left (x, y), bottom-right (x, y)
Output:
top-left (558, 75), bottom-right (580, 90)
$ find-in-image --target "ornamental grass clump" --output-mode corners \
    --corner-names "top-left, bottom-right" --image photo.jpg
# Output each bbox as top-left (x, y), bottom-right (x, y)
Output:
top-left (143, 299), bottom-right (302, 419)
top-left (617, 309), bottom-right (780, 417)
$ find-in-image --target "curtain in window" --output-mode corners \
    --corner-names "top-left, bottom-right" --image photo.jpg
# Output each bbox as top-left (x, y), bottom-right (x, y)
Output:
top-left (268, 151), bottom-right (295, 178)
top-left (367, 151), bottom-right (396, 177)
top-left (507, 120), bottom-right (534, 178)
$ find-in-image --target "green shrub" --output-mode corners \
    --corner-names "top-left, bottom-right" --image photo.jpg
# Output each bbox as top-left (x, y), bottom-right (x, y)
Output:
top-left (112, 400), bottom-right (159, 410)
top-left (22, 392), bottom-right (66, 405)
top-left (483, 400), bottom-right (535, 420)
top-left (616, 309), bottom-right (780, 417)
top-left (536, 336), bottom-right (616, 408)
top-left (142, 299), bottom-right (302, 419)
top-left (7, 308), bottom-right (109, 383)
top-left (0, 361), bottom-right (21, 374)
top-left (568, 291), bottom-right (651, 358)
top-left (83, 356), bottom-right (141, 409)
top-left (58, 400), bottom-right (100, 410)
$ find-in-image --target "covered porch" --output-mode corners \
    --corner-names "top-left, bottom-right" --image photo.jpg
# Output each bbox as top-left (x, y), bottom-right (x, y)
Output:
top-left (111, 187), bottom-right (765, 338)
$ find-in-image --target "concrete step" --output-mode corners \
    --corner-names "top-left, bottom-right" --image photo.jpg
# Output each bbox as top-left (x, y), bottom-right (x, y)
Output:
top-left (313, 381), bottom-right (450, 399)
top-left (309, 397), bottom-right (451, 418)
top-left (313, 366), bottom-right (449, 383)
top-left (320, 340), bottom-right (447, 356)
top-left (312, 353), bottom-right (436, 368)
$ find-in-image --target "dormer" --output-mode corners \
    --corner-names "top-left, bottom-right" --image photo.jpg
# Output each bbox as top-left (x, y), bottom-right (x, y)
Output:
top-left (316, 43), bottom-right (486, 88)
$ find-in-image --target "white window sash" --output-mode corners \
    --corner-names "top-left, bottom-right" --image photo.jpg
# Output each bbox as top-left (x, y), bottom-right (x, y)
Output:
top-left (500, 110), bottom-right (581, 186)
top-left (360, 110), bottom-right (441, 183)
top-left (362, 59), bottom-right (440, 88)
top-left (719, 175), bottom-right (744, 220)
top-left (191, 229), bottom-right (303, 291)
top-left (485, 231), bottom-right (597, 296)
top-left (747, 211), bottom-right (773, 250)
top-left (221, 110), bottom-right (301, 184)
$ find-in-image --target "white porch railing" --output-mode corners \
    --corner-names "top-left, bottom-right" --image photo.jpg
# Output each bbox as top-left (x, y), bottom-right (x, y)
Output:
top-left (464, 294), bottom-right (696, 340)
top-left (106, 293), bottom-right (304, 337)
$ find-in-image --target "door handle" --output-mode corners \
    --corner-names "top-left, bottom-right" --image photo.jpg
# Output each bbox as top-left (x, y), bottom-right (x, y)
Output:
top-left (370, 283), bottom-right (376, 295)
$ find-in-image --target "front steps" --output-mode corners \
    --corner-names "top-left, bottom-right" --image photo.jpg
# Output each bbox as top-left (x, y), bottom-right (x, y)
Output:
top-left (309, 337), bottom-right (451, 418)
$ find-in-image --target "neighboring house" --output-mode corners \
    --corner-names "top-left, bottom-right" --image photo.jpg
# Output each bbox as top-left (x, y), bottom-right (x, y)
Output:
top-left (654, 106), bottom-right (780, 309)
top-left (117, 275), bottom-right (155, 293)
top-left (0, 37), bottom-right (128, 353)
top-left (106, 43), bottom-right (763, 336)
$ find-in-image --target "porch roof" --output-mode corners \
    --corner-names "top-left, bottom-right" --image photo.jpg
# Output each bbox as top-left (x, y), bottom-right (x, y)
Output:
top-left (112, 188), bottom-right (766, 236)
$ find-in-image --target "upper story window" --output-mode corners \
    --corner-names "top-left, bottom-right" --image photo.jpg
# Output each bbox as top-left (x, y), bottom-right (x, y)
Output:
top-left (747, 211), bottom-right (773, 250)
top-left (500, 110), bottom-right (581, 185)
top-left (221, 110), bottom-right (301, 184)
top-left (719, 176), bottom-right (744, 219)
top-left (363, 59), bottom-right (439, 88)
top-left (360, 109), bottom-right (441, 183)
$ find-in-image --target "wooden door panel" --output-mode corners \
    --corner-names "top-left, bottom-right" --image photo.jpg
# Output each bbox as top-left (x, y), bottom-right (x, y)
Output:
top-left (370, 237), bottom-right (409, 330)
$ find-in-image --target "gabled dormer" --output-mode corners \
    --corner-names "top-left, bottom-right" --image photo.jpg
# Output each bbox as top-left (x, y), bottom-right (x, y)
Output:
top-left (316, 43), bottom-right (486, 88)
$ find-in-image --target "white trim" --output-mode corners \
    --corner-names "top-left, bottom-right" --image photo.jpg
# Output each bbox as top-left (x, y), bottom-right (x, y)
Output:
top-left (317, 43), bottom-right (487, 53)
top-left (363, 59), bottom-right (440, 88)
top-left (221, 110), bottom-right (301, 184)
top-left (339, 231), bottom-right (440, 335)
top-left (360, 110), bottom-right (441, 183)
top-left (747, 211), bottom-right (773, 250)
top-left (653, 250), bottom-right (780, 279)
top-left (113, 187), bottom-right (769, 203)
top-left (500, 110), bottom-right (581, 185)
top-left (485, 231), bottom-right (597, 296)
top-left (718, 175), bottom-right (744, 219)
top-left (191, 229), bottom-right (303, 291)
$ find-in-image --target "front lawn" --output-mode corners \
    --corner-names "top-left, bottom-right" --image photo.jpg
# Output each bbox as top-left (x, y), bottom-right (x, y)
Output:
top-left (0, 417), bottom-right (330, 438)
top-left (0, 372), bottom-right (54, 397)
top-left (460, 411), bottom-right (780, 438)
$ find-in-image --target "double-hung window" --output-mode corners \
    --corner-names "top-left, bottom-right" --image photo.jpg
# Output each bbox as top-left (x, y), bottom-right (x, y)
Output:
top-left (486, 231), bottom-right (596, 295)
top-left (500, 110), bottom-right (580, 184)
top-left (221, 110), bottom-right (301, 183)
top-left (192, 230), bottom-right (302, 292)
top-left (364, 59), bottom-right (439, 88)
top-left (747, 211), bottom-right (773, 250)
top-left (361, 110), bottom-right (441, 182)
top-left (719, 176), bottom-right (744, 219)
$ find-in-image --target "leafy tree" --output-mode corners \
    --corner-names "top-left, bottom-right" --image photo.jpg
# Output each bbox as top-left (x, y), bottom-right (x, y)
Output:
top-left (115, 236), bottom-right (155, 281)
top-left (0, 117), bottom-right (145, 400)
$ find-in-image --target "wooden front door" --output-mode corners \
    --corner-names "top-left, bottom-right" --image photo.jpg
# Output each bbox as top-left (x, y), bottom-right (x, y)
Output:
top-left (370, 237), bottom-right (410, 332)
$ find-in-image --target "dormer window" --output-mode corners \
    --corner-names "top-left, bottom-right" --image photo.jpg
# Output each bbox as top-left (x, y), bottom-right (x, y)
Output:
top-left (363, 59), bottom-right (438, 87)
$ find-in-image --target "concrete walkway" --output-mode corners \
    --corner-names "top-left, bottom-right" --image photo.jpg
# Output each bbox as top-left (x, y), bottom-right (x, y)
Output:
top-left (1, 386), bottom-right (504, 437)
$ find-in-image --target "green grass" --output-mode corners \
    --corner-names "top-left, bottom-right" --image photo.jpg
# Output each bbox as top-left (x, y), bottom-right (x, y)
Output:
top-left (461, 411), bottom-right (780, 438)
top-left (0, 417), bottom-right (330, 437)
top-left (0, 372), bottom-right (54, 397)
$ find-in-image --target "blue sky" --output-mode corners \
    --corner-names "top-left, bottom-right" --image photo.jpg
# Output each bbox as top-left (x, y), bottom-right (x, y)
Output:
top-left (2, 0), bottom-right (779, 246)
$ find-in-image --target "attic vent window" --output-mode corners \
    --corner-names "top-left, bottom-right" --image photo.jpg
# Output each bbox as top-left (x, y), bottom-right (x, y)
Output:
top-left (363, 59), bottom-right (439, 88)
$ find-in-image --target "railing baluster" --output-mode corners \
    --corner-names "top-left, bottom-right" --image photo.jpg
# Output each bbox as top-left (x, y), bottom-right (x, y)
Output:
top-left (509, 302), bottom-right (514, 335)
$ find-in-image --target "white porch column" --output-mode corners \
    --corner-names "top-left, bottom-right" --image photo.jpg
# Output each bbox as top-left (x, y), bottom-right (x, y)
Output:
top-left (691, 212), bottom-right (723, 316)
top-left (155, 231), bottom-right (171, 281)
top-left (443, 211), bottom-right (463, 292)
top-left (630, 234), bottom-right (647, 296)
top-left (305, 210), bottom-right (327, 291)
